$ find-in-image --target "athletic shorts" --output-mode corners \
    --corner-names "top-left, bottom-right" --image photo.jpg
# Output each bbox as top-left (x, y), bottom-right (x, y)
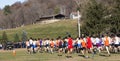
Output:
top-left (87, 45), bottom-right (92, 49)
top-left (114, 44), bottom-right (119, 48)
top-left (74, 44), bottom-right (78, 47)
top-left (45, 44), bottom-right (49, 47)
top-left (30, 44), bottom-right (33, 47)
top-left (68, 45), bottom-right (73, 50)
top-left (77, 44), bottom-right (81, 48)
top-left (96, 43), bottom-right (101, 47)
top-left (27, 46), bottom-right (30, 49)
top-left (111, 43), bottom-right (115, 46)
top-left (81, 47), bottom-right (86, 50)
top-left (59, 45), bottom-right (63, 48)
top-left (40, 45), bottom-right (42, 48)
top-left (32, 45), bottom-right (36, 48)
top-left (93, 43), bottom-right (96, 47)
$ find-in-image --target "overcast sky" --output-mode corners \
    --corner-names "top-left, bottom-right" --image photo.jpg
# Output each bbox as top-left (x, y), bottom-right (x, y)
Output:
top-left (0, 0), bottom-right (26, 9)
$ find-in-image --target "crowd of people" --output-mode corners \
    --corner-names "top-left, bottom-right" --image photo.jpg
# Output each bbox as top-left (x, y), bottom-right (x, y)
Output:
top-left (25, 35), bottom-right (120, 58)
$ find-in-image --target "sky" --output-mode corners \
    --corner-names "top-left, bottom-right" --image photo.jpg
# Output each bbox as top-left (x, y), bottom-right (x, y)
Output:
top-left (0, 0), bottom-right (26, 9)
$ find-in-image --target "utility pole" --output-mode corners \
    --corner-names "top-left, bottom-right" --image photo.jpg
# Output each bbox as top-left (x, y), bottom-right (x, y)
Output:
top-left (74, 0), bottom-right (81, 37)
top-left (77, 11), bottom-right (81, 37)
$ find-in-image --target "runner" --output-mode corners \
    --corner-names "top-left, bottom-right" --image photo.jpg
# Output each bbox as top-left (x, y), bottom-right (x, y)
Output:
top-left (50, 39), bottom-right (54, 54)
top-left (32, 39), bottom-right (37, 53)
top-left (67, 35), bottom-right (73, 57)
top-left (86, 36), bottom-right (93, 58)
top-left (58, 37), bottom-right (63, 56)
top-left (104, 35), bottom-right (110, 56)
top-left (39, 38), bottom-right (43, 53)
top-left (114, 35), bottom-right (120, 53)
top-left (81, 37), bottom-right (87, 57)
top-left (29, 37), bottom-right (33, 50)
top-left (77, 37), bottom-right (81, 53)
top-left (45, 38), bottom-right (50, 53)
top-left (29, 37), bottom-right (33, 53)
top-left (36, 38), bottom-right (40, 52)
top-left (26, 39), bottom-right (30, 54)
top-left (97, 36), bottom-right (103, 54)
top-left (55, 38), bottom-right (59, 52)
top-left (62, 37), bottom-right (68, 53)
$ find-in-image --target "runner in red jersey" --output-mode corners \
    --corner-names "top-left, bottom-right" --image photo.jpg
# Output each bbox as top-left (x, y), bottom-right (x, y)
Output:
top-left (67, 35), bottom-right (73, 57)
top-left (86, 36), bottom-right (94, 58)
top-left (86, 37), bottom-right (92, 49)
top-left (68, 37), bottom-right (73, 51)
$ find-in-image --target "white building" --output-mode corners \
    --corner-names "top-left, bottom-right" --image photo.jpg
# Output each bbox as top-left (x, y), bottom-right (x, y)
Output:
top-left (70, 12), bottom-right (81, 19)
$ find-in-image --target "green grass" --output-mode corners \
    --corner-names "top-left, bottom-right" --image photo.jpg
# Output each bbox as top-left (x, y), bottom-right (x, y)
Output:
top-left (0, 19), bottom-right (78, 41)
top-left (0, 49), bottom-right (120, 61)
top-left (0, 49), bottom-right (76, 61)
top-left (0, 50), bottom-right (60, 61)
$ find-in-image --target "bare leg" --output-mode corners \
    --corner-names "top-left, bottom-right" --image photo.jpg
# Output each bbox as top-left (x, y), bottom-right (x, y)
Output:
top-left (106, 46), bottom-right (110, 55)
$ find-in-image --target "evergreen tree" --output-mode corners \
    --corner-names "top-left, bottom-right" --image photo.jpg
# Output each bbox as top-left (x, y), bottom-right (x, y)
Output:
top-left (3, 5), bottom-right (11, 15)
top-left (54, 7), bottom-right (60, 14)
top-left (81, 0), bottom-right (105, 35)
top-left (107, 0), bottom-right (120, 34)
top-left (14, 33), bottom-right (20, 42)
top-left (81, 0), bottom-right (120, 36)
top-left (2, 31), bottom-right (8, 44)
top-left (21, 30), bottom-right (28, 42)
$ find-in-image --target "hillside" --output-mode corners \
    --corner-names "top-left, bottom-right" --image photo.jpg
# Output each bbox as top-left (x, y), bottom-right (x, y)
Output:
top-left (0, 0), bottom-right (76, 29)
top-left (0, 19), bottom-right (78, 41)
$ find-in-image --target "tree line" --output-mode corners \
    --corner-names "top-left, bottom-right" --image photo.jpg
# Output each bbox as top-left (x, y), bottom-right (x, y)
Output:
top-left (0, 31), bottom-right (27, 45)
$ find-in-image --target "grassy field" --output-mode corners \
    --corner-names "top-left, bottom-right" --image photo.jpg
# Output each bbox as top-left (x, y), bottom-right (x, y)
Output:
top-left (0, 48), bottom-right (120, 61)
top-left (0, 19), bottom-right (78, 41)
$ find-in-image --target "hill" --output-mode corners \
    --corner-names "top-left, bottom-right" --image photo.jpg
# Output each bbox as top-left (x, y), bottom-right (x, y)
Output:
top-left (0, 0), bottom-right (76, 29)
top-left (0, 19), bottom-right (78, 41)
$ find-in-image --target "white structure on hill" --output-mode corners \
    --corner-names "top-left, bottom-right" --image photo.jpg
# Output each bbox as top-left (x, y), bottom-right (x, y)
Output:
top-left (70, 12), bottom-right (81, 19)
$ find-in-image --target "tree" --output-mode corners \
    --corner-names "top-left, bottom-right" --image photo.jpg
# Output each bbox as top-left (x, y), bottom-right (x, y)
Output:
top-left (21, 30), bottom-right (28, 42)
top-left (74, 0), bottom-right (90, 12)
top-left (3, 5), bottom-right (11, 15)
top-left (81, 0), bottom-right (120, 36)
top-left (21, 30), bottom-right (28, 48)
top-left (54, 6), bottom-right (60, 14)
top-left (1, 31), bottom-right (8, 44)
top-left (81, 0), bottom-right (105, 36)
top-left (0, 0), bottom-right (78, 29)
top-left (14, 33), bottom-right (20, 42)
top-left (107, 0), bottom-right (120, 34)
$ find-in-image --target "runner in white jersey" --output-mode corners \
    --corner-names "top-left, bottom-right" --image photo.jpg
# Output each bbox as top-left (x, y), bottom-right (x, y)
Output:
top-left (114, 35), bottom-right (119, 53)
top-left (74, 38), bottom-right (78, 53)
top-left (91, 37), bottom-right (96, 47)
top-left (45, 38), bottom-right (50, 53)
top-left (29, 37), bottom-right (33, 48)
top-left (26, 39), bottom-right (30, 54)
top-left (29, 37), bottom-right (33, 53)
top-left (77, 38), bottom-right (82, 53)
top-left (32, 39), bottom-right (37, 53)
top-left (95, 37), bottom-right (102, 54)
